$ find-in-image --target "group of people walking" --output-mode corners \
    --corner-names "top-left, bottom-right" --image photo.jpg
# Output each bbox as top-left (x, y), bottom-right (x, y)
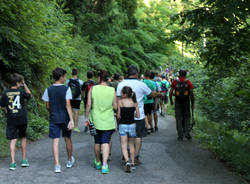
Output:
top-left (0, 65), bottom-right (195, 174)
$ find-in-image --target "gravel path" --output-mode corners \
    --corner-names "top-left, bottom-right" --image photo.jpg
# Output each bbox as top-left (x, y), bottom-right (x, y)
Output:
top-left (0, 115), bottom-right (242, 184)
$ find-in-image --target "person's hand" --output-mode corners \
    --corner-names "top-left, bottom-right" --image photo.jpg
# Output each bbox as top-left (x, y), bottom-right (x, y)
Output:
top-left (84, 118), bottom-right (90, 127)
top-left (67, 120), bottom-right (74, 130)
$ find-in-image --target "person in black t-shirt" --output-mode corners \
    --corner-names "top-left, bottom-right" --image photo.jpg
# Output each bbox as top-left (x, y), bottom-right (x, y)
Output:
top-left (0, 73), bottom-right (31, 171)
top-left (81, 71), bottom-right (96, 132)
top-left (82, 71), bottom-right (96, 109)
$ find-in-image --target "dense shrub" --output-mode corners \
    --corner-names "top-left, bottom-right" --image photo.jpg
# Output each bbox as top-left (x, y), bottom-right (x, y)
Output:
top-left (194, 114), bottom-right (250, 178)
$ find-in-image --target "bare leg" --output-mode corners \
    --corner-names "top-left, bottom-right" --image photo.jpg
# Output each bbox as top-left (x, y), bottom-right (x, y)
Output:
top-left (94, 144), bottom-right (101, 162)
top-left (145, 116), bottom-right (150, 129)
top-left (162, 100), bottom-right (166, 115)
top-left (135, 137), bottom-right (142, 156)
top-left (73, 110), bottom-right (79, 129)
top-left (154, 112), bottom-right (158, 128)
top-left (128, 137), bottom-right (135, 165)
top-left (101, 143), bottom-right (110, 166)
top-left (64, 137), bottom-right (73, 161)
top-left (10, 139), bottom-right (17, 163)
top-left (52, 138), bottom-right (60, 165)
top-left (120, 136), bottom-right (129, 162)
top-left (20, 138), bottom-right (27, 160)
top-left (148, 114), bottom-right (153, 129)
top-left (109, 140), bottom-right (112, 159)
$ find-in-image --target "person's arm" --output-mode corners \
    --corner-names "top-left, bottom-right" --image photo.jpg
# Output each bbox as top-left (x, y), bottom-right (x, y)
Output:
top-left (113, 91), bottom-right (118, 113)
top-left (116, 99), bottom-right (121, 122)
top-left (169, 88), bottom-right (174, 106)
top-left (135, 102), bottom-right (140, 118)
top-left (66, 100), bottom-right (74, 130)
top-left (148, 91), bottom-right (158, 98)
top-left (65, 87), bottom-right (74, 130)
top-left (45, 102), bottom-right (50, 111)
top-left (22, 80), bottom-right (31, 96)
top-left (84, 88), bottom-right (92, 126)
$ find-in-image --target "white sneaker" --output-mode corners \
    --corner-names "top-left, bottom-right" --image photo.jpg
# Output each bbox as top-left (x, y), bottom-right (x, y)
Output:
top-left (66, 156), bottom-right (75, 168)
top-left (54, 165), bottom-right (61, 173)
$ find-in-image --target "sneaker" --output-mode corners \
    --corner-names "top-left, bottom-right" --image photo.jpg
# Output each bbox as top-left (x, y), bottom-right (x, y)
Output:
top-left (66, 156), bottom-right (75, 168)
top-left (155, 127), bottom-right (158, 132)
top-left (131, 164), bottom-right (136, 171)
top-left (9, 163), bottom-right (16, 171)
top-left (101, 164), bottom-right (110, 174)
top-left (73, 128), bottom-right (80, 133)
top-left (147, 129), bottom-right (151, 135)
top-left (150, 128), bottom-right (154, 133)
top-left (135, 156), bottom-right (142, 165)
top-left (94, 159), bottom-right (101, 170)
top-left (124, 161), bottom-right (131, 173)
top-left (185, 133), bottom-right (192, 140)
top-left (54, 165), bottom-right (61, 173)
top-left (21, 159), bottom-right (29, 167)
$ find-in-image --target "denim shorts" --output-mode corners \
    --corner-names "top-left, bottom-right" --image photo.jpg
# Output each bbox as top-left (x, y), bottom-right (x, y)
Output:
top-left (119, 123), bottom-right (136, 137)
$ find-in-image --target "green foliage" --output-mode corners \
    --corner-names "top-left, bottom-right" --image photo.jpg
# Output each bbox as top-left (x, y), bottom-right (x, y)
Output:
top-left (194, 114), bottom-right (250, 176)
top-left (0, 111), bottom-right (8, 157)
top-left (0, 0), bottom-right (89, 87)
top-left (26, 113), bottom-right (49, 141)
top-left (172, 0), bottom-right (250, 76)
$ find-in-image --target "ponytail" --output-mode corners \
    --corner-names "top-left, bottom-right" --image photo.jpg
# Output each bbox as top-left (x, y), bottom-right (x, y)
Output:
top-left (132, 92), bottom-right (137, 103)
top-left (122, 86), bottom-right (137, 103)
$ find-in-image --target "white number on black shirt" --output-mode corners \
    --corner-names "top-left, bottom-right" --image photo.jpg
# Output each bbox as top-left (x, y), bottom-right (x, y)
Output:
top-left (12, 96), bottom-right (21, 109)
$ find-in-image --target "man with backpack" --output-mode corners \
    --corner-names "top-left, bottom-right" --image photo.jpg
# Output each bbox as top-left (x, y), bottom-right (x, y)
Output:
top-left (66, 68), bottom-right (83, 133)
top-left (160, 75), bottom-right (170, 117)
top-left (81, 71), bottom-right (97, 132)
top-left (169, 70), bottom-right (194, 141)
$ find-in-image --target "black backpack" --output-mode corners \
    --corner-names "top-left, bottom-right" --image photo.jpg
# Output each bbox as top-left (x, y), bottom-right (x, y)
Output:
top-left (68, 79), bottom-right (81, 99)
top-left (175, 79), bottom-right (190, 101)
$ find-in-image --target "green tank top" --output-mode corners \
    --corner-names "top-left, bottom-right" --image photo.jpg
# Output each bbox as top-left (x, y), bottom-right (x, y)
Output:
top-left (90, 85), bottom-right (116, 130)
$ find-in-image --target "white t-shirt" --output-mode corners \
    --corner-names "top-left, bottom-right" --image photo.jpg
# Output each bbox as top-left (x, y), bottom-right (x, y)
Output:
top-left (42, 84), bottom-right (72, 102)
top-left (117, 78), bottom-right (151, 120)
top-left (65, 78), bottom-right (83, 100)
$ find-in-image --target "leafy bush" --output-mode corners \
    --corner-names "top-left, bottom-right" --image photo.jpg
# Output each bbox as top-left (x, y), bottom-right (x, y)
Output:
top-left (194, 113), bottom-right (250, 177)
top-left (26, 113), bottom-right (49, 141)
top-left (0, 111), bottom-right (8, 157)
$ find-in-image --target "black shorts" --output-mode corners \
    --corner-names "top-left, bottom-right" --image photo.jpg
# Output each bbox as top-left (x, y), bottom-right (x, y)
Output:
top-left (144, 103), bottom-right (154, 115)
top-left (94, 129), bottom-right (114, 144)
top-left (135, 119), bottom-right (146, 138)
top-left (6, 124), bottom-right (27, 140)
top-left (70, 100), bottom-right (81, 110)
